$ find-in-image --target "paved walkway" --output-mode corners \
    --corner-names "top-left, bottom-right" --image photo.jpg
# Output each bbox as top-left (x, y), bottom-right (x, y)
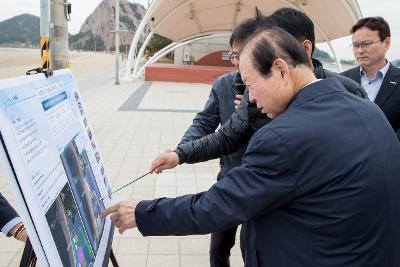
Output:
top-left (0, 68), bottom-right (244, 266)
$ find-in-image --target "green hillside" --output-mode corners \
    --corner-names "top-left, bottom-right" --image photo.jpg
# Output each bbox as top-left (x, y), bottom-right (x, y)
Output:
top-left (0, 14), bottom-right (40, 47)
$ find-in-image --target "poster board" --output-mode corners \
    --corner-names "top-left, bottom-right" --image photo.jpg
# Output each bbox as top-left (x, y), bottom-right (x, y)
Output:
top-left (0, 69), bottom-right (114, 267)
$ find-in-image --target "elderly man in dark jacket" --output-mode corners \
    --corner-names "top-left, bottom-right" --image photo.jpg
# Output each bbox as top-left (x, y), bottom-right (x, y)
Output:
top-left (151, 8), bottom-right (368, 173)
top-left (103, 26), bottom-right (400, 267)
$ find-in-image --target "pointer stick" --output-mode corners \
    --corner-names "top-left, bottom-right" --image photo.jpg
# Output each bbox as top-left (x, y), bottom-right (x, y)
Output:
top-left (99, 171), bottom-right (152, 201)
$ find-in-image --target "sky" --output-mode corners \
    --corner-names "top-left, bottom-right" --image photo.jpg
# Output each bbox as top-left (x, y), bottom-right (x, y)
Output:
top-left (0, 0), bottom-right (398, 61)
top-left (0, 0), bottom-right (149, 33)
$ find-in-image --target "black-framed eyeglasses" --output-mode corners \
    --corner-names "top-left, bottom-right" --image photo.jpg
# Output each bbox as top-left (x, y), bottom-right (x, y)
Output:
top-left (229, 51), bottom-right (240, 61)
top-left (350, 40), bottom-right (382, 50)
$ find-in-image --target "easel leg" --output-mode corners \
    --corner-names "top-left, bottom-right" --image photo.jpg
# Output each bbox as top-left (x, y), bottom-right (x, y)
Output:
top-left (19, 240), bottom-right (119, 267)
top-left (109, 248), bottom-right (119, 267)
top-left (19, 239), bottom-right (36, 267)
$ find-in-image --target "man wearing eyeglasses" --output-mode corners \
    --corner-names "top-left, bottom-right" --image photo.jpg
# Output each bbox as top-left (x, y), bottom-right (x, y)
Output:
top-left (342, 17), bottom-right (400, 140)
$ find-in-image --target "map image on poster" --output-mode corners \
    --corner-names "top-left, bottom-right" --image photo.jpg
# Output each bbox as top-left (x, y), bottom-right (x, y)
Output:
top-left (0, 70), bottom-right (114, 267)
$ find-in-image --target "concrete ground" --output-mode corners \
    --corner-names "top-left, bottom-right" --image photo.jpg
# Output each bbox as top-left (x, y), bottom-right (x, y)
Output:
top-left (0, 64), bottom-right (244, 266)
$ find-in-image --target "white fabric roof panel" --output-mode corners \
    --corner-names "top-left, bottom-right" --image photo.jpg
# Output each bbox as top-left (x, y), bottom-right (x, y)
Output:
top-left (149, 0), bottom-right (362, 43)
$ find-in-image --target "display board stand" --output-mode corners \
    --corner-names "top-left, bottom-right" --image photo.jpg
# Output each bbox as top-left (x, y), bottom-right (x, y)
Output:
top-left (11, 68), bottom-right (120, 267)
top-left (19, 239), bottom-right (119, 267)
top-left (25, 67), bottom-right (53, 77)
top-left (19, 240), bottom-right (36, 267)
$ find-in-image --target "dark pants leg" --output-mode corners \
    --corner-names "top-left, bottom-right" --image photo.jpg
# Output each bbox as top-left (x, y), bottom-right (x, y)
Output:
top-left (209, 226), bottom-right (238, 267)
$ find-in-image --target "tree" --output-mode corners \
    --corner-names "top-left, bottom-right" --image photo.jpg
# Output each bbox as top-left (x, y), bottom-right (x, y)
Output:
top-left (145, 34), bottom-right (172, 56)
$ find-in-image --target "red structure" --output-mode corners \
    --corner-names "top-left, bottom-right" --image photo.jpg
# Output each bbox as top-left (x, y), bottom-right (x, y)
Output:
top-left (194, 51), bottom-right (234, 67)
top-left (145, 63), bottom-right (235, 84)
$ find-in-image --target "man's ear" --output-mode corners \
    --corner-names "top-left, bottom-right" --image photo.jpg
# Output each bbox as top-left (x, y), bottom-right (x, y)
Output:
top-left (302, 40), bottom-right (313, 58)
top-left (273, 58), bottom-right (289, 78)
top-left (383, 37), bottom-right (391, 51)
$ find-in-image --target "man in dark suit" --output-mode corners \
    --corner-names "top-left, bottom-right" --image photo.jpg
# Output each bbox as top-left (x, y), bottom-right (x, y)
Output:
top-left (0, 192), bottom-right (27, 241)
top-left (342, 16), bottom-right (400, 140)
top-left (103, 27), bottom-right (400, 266)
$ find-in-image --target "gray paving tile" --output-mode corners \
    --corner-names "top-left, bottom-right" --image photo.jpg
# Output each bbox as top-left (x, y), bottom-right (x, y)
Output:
top-left (117, 238), bottom-right (149, 255)
top-left (113, 254), bottom-right (147, 267)
top-left (180, 239), bottom-right (210, 255)
top-left (147, 255), bottom-right (179, 267)
top-left (180, 255), bottom-right (210, 267)
top-left (149, 238), bottom-right (179, 255)
top-left (0, 252), bottom-right (15, 266)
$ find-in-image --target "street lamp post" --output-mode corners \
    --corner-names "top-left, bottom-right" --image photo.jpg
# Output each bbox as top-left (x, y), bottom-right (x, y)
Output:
top-left (50, 0), bottom-right (69, 70)
top-left (115, 0), bottom-right (120, 85)
top-left (113, 0), bottom-right (128, 85)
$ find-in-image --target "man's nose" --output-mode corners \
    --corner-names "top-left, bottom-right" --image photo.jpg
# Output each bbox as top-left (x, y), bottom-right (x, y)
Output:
top-left (249, 91), bottom-right (256, 103)
top-left (354, 46), bottom-right (366, 53)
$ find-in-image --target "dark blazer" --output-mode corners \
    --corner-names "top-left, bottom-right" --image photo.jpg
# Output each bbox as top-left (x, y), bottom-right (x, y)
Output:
top-left (0, 192), bottom-right (18, 230)
top-left (342, 64), bottom-right (400, 139)
top-left (135, 78), bottom-right (400, 266)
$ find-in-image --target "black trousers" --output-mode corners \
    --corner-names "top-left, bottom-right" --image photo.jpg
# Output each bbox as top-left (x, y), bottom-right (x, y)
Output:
top-left (209, 225), bottom-right (246, 267)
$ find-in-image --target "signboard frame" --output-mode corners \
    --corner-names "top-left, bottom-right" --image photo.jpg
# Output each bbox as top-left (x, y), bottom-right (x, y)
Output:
top-left (0, 70), bottom-right (115, 267)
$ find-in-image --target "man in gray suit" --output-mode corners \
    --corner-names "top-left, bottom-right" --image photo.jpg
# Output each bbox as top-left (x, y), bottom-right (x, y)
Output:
top-left (342, 17), bottom-right (400, 140)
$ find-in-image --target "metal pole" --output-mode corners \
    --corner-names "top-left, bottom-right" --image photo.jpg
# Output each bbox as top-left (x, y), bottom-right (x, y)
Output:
top-left (40, 0), bottom-right (50, 69)
top-left (115, 0), bottom-right (120, 85)
top-left (327, 41), bottom-right (343, 72)
top-left (50, 0), bottom-right (69, 70)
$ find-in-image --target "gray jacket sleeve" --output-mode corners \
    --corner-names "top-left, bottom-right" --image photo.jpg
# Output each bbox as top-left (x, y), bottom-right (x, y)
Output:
top-left (175, 89), bottom-right (253, 164)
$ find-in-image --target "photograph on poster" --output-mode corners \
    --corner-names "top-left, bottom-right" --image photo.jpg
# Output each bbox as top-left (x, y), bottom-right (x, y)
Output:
top-left (46, 183), bottom-right (95, 267)
top-left (60, 139), bottom-right (105, 254)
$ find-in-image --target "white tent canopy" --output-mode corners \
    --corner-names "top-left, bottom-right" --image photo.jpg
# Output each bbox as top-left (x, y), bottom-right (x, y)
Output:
top-left (126, 0), bottom-right (362, 79)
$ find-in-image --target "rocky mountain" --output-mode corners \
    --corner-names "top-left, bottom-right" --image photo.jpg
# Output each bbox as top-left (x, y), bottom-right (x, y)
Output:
top-left (0, 14), bottom-right (40, 47)
top-left (70, 0), bottom-right (148, 51)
